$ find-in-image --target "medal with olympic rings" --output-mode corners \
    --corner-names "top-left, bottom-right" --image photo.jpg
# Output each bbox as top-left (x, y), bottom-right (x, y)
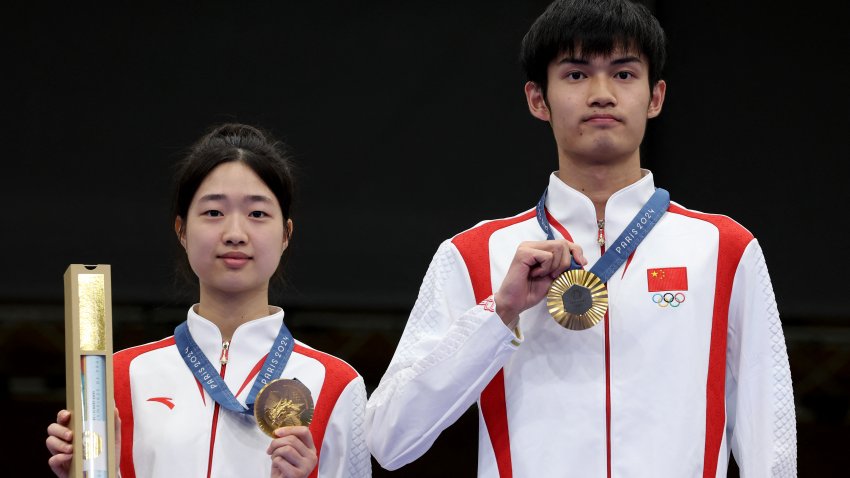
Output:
top-left (546, 269), bottom-right (609, 329)
top-left (535, 187), bottom-right (670, 330)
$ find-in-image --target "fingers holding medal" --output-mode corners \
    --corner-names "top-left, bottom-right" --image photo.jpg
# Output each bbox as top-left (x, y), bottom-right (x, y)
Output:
top-left (524, 240), bottom-right (588, 279)
top-left (535, 188), bottom-right (669, 331)
top-left (495, 240), bottom-right (587, 327)
top-left (254, 379), bottom-right (315, 438)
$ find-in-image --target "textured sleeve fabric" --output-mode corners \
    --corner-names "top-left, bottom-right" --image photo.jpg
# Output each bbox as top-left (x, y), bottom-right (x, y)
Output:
top-left (726, 239), bottom-right (797, 477)
top-left (366, 240), bottom-right (520, 470)
top-left (317, 376), bottom-right (371, 478)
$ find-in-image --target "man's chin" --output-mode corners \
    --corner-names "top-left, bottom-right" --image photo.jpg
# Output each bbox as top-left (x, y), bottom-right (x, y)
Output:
top-left (574, 143), bottom-right (635, 164)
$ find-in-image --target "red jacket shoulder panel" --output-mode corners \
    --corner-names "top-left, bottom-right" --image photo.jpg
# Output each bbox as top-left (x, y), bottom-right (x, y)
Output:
top-left (451, 210), bottom-right (536, 302)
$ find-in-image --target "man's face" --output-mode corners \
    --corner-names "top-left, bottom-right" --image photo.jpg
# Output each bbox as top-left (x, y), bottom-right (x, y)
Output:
top-left (526, 49), bottom-right (666, 165)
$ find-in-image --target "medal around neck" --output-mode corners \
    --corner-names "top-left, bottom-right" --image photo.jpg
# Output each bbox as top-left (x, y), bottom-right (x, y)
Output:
top-left (546, 269), bottom-right (608, 330)
top-left (536, 187), bottom-right (670, 331)
top-left (254, 378), bottom-right (314, 437)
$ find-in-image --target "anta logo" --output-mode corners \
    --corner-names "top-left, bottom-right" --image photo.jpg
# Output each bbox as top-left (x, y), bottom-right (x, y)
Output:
top-left (646, 267), bottom-right (688, 308)
top-left (147, 397), bottom-right (175, 410)
top-left (479, 295), bottom-right (496, 313)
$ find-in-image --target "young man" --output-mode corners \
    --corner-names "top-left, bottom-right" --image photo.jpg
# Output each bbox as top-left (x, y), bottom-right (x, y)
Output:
top-left (366, 0), bottom-right (797, 476)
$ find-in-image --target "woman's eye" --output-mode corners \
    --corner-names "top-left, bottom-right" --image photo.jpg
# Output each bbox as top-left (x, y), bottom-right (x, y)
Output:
top-left (204, 210), bottom-right (223, 217)
top-left (249, 211), bottom-right (267, 218)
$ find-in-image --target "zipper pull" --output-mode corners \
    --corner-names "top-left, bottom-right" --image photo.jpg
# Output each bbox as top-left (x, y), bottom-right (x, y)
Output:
top-left (220, 341), bottom-right (230, 365)
top-left (597, 219), bottom-right (606, 246)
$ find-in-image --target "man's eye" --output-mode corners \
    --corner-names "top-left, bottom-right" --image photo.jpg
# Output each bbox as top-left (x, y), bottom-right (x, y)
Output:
top-left (615, 71), bottom-right (633, 79)
top-left (567, 71), bottom-right (584, 80)
top-left (249, 211), bottom-right (267, 218)
top-left (204, 210), bottom-right (223, 217)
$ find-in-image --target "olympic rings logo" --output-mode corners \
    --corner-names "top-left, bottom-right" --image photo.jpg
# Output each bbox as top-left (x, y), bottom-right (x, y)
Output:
top-left (651, 292), bottom-right (686, 307)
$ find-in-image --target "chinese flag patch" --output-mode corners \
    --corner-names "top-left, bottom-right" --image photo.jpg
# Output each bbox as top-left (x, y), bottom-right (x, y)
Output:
top-left (647, 267), bottom-right (688, 291)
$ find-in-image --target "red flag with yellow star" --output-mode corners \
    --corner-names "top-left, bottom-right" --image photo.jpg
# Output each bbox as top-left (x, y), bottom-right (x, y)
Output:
top-left (646, 267), bottom-right (688, 291)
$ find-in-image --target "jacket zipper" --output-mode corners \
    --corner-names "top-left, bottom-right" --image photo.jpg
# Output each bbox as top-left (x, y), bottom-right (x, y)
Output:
top-left (220, 340), bottom-right (230, 365)
top-left (597, 219), bottom-right (606, 246)
top-left (598, 220), bottom-right (612, 478)
top-left (206, 341), bottom-right (230, 478)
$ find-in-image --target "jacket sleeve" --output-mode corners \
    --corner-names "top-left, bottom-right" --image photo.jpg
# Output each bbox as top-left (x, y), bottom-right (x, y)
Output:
top-left (316, 375), bottom-right (371, 478)
top-left (366, 240), bottom-right (520, 470)
top-left (726, 239), bottom-right (797, 477)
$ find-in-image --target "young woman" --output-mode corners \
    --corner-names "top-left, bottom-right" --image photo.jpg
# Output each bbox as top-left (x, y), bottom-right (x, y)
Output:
top-left (46, 124), bottom-right (370, 478)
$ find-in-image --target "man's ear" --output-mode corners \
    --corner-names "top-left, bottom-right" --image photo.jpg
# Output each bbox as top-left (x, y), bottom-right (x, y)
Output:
top-left (647, 79), bottom-right (666, 119)
top-left (174, 216), bottom-right (186, 249)
top-left (525, 81), bottom-right (551, 122)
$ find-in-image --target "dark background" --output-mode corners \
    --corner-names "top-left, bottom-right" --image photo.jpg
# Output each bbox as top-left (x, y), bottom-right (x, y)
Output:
top-left (3, 0), bottom-right (847, 475)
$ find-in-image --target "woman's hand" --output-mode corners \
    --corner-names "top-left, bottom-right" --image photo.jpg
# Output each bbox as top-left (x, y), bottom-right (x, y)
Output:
top-left (46, 408), bottom-right (122, 477)
top-left (46, 410), bottom-right (73, 478)
top-left (267, 426), bottom-right (318, 478)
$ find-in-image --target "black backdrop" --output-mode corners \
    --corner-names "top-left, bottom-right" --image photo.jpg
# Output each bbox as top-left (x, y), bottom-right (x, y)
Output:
top-left (5, 0), bottom-right (848, 316)
top-left (4, 0), bottom-right (848, 476)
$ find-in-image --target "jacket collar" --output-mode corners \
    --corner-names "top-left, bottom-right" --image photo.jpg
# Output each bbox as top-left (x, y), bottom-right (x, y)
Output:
top-left (545, 169), bottom-right (658, 259)
top-left (186, 305), bottom-right (285, 371)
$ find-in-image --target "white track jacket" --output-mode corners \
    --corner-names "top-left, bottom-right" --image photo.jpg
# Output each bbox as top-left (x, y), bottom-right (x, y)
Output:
top-left (114, 306), bottom-right (370, 478)
top-left (367, 172), bottom-right (796, 477)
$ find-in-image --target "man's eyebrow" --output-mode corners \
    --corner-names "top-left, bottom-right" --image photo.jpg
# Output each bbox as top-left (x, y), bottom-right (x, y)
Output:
top-left (557, 55), bottom-right (642, 65)
top-left (611, 56), bottom-right (642, 65)
top-left (558, 57), bottom-right (589, 65)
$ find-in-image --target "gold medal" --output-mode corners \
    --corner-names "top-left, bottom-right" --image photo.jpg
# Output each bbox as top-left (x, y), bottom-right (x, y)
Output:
top-left (546, 269), bottom-right (608, 330)
top-left (254, 378), bottom-right (314, 438)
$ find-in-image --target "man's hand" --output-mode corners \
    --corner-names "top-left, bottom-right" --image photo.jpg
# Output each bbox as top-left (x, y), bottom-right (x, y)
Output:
top-left (494, 240), bottom-right (586, 327)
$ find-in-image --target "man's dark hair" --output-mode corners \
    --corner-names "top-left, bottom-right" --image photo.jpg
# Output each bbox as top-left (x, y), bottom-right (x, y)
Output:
top-left (520, 0), bottom-right (667, 96)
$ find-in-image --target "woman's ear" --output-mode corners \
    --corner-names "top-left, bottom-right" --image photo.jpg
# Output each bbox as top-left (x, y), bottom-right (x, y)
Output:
top-left (282, 219), bottom-right (294, 253)
top-left (174, 216), bottom-right (187, 249)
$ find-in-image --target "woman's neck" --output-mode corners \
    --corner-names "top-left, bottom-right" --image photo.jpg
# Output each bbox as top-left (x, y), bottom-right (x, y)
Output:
top-left (196, 286), bottom-right (271, 342)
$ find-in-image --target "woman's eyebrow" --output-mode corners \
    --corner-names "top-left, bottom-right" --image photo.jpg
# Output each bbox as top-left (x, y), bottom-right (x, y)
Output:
top-left (244, 195), bottom-right (273, 204)
top-left (197, 193), bottom-right (226, 202)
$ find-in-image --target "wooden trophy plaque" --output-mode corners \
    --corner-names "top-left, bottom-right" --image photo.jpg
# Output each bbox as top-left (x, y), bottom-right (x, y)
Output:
top-left (64, 264), bottom-right (117, 478)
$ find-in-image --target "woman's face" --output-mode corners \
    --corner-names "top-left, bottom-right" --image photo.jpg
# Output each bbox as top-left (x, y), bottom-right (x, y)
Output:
top-left (177, 161), bottom-right (290, 298)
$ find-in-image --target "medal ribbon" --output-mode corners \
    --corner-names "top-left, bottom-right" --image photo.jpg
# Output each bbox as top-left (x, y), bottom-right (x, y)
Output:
top-left (536, 187), bottom-right (670, 282)
top-left (174, 318), bottom-right (294, 414)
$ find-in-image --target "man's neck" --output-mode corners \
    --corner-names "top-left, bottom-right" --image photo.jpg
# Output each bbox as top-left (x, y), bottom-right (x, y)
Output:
top-left (556, 155), bottom-right (643, 220)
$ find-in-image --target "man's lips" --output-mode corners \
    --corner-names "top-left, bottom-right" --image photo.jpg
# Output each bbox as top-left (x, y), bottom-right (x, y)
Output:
top-left (582, 114), bottom-right (622, 123)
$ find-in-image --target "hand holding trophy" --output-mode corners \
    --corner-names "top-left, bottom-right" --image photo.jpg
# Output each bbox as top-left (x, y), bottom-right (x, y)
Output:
top-left (49, 265), bottom-right (118, 478)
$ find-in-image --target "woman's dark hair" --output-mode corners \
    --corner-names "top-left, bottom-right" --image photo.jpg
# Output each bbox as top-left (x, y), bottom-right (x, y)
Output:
top-left (520, 0), bottom-right (667, 97)
top-left (172, 123), bottom-right (296, 286)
